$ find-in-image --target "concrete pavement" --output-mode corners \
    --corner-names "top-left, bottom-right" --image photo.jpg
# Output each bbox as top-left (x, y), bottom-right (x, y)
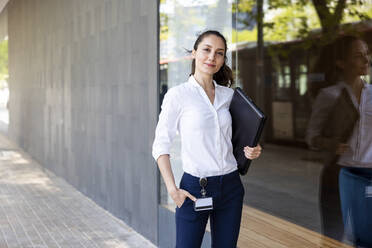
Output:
top-left (0, 134), bottom-right (156, 248)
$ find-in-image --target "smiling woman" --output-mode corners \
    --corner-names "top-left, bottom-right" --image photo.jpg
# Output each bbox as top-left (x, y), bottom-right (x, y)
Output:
top-left (158, 0), bottom-right (235, 214)
top-left (189, 30), bottom-right (233, 89)
top-left (153, 30), bottom-right (262, 248)
top-left (193, 37), bottom-right (225, 77)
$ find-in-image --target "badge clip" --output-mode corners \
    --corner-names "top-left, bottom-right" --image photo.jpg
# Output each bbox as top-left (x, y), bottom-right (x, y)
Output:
top-left (194, 177), bottom-right (213, 211)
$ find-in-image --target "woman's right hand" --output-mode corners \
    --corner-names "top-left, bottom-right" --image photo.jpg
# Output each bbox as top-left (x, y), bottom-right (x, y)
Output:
top-left (169, 188), bottom-right (196, 208)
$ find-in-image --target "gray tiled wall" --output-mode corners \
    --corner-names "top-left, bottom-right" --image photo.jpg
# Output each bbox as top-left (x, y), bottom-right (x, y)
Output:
top-left (7, 0), bottom-right (158, 244)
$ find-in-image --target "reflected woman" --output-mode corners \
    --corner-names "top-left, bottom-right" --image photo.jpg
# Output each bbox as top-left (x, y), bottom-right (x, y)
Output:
top-left (152, 30), bottom-right (262, 247)
top-left (307, 35), bottom-right (372, 246)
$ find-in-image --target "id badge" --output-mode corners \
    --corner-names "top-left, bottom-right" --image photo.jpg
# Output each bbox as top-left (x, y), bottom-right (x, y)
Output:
top-left (194, 197), bottom-right (213, 211)
top-left (194, 177), bottom-right (213, 211)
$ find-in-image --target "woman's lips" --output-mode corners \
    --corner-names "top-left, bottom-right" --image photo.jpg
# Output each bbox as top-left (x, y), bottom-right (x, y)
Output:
top-left (205, 63), bottom-right (216, 67)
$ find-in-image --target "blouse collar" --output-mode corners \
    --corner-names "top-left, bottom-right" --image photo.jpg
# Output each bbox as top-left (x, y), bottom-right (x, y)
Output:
top-left (188, 75), bottom-right (218, 89)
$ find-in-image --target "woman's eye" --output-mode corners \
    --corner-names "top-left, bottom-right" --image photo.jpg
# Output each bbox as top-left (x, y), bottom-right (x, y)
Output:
top-left (203, 48), bottom-right (210, 52)
top-left (217, 52), bottom-right (224, 56)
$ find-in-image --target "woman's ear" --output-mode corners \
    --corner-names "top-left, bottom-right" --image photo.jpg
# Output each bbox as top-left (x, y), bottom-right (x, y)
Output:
top-left (192, 50), bottom-right (196, 59)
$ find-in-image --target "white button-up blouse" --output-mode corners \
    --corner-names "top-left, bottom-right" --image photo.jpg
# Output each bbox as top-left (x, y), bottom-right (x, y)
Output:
top-left (152, 76), bottom-right (238, 177)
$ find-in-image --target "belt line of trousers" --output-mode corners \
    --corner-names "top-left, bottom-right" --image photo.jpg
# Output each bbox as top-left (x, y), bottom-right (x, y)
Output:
top-left (175, 170), bottom-right (244, 248)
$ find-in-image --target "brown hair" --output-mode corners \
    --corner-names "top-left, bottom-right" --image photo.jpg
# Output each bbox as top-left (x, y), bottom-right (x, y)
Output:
top-left (190, 30), bottom-right (234, 87)
top-left (309, 35), bottom-right (364, 98)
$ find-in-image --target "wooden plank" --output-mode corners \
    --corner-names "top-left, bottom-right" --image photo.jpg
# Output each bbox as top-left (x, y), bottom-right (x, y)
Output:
top-left (238, 206), bottom-right (351, 248)
top-left (162, 204), bottom-right (352, 248)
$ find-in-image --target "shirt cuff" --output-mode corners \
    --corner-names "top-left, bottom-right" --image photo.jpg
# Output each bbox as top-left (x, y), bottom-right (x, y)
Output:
top-left (152, 149), bottom-right (170, 162)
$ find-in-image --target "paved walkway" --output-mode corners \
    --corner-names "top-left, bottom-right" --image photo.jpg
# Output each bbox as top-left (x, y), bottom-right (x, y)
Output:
top-left (0, 134), bottom-right (156, 248)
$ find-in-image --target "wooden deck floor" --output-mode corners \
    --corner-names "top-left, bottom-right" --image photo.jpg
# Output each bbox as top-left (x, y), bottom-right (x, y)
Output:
top-left (164, 204), bottom-right (351, 248)
top-left (238, 205), bottom-right (351, 248)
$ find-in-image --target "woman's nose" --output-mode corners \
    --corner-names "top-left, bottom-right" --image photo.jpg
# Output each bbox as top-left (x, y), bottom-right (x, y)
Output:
top-left (208, 52), bottom-right (216, 61)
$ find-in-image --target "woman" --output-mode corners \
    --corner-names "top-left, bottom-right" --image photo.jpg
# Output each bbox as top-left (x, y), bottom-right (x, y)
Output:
top-left (307, 35), bottom-right (372, 246)
top-left (152, 30), bottom-right (262, 247)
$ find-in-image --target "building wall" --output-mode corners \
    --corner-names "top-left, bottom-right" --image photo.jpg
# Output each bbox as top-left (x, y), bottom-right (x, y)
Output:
top-left (7, 0), bottom-right (158, 243)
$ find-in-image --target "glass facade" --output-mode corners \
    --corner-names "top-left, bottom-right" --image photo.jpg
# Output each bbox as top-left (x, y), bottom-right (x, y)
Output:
top-left (158, 0), bottom-right (372, 246)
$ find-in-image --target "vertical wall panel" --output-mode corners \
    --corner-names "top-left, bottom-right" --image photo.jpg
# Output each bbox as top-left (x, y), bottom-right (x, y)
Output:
top-left (7, 0), bottom-right (158, 243)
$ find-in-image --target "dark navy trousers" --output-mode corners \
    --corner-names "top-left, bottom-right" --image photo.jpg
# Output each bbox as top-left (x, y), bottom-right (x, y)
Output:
top-left (175, 170), bottom-right (244, 248)
top-left (339, 167), bottom-right (372, 247)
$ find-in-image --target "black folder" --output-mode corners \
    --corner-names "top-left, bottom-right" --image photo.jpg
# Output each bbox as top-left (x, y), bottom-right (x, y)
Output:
top-left (229, 87), bottom-right (266, 175)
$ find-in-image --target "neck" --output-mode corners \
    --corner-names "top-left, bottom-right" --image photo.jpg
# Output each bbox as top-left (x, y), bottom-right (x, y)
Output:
top-left (343, 74), bottom-right (363, 89)
top-left (193, 71), bottom-right (214, 91)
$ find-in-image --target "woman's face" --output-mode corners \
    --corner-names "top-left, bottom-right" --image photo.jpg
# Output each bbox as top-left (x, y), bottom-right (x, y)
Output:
top-left (342, 39), bottom-right (370, 77)
top-left (192, 35), bottom-right (226, 76)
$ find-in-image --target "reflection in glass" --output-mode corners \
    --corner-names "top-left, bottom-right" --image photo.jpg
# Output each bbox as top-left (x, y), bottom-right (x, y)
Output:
top-left (158, 0), bottom-right (372, 246)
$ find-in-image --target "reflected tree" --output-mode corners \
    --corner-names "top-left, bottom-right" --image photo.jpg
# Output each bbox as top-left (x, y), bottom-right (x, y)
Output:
top-left (233, 0), bottom-right (372, 42)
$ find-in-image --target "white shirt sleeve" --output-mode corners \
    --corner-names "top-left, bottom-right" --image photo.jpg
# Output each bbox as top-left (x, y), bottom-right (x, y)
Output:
top-left (152, 87), bottom-right (182, 162)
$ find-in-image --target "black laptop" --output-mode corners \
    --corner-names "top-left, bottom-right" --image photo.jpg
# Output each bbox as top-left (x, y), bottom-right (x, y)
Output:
top-left (229, 87), bottom-right (266, 175)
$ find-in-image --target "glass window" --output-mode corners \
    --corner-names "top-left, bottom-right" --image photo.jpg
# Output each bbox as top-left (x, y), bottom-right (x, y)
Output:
top-left (158, 0), bottom-right (372, 246)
